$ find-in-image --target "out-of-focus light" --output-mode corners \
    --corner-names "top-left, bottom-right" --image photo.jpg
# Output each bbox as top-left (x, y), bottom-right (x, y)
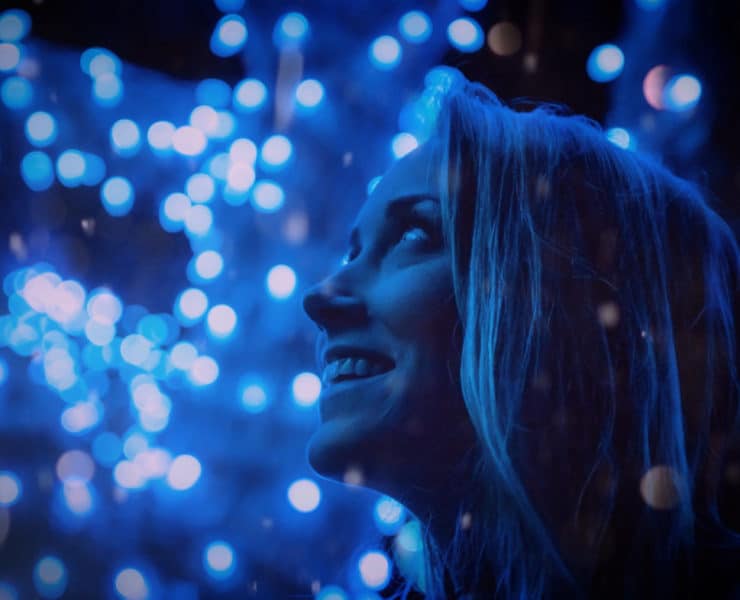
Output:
top-left (169, 342), bottom-right (197, 370)
top-left (136, 314), bottom-right (171, 346)
top-left (92, 432), bottom-right (121, 467)
top-left (358, 551), bottom-right (391, 590)
top-left (194, 250), bottom-right (224, 280)
top-left (184, 205), bottom-right (213, 237)
top-left (606, 127), bottom-right (634, 150)
top-left (424, 65), bottom-right (462, 92)
top-left (167, 455), bottom-right (201, 490)
top-left (33, 556), bottom-right (67, 599)
top-left (175, 288), bottom-right (209, 325)
top-left (0, 582), bottom-right (18, 600)
top-left (251, 180), bottom-right (284, 213)
top-left (196, 78), bottom-right (231, 108)
top-left (316, 586), bottom-right (348, 600)
top-left (214, 0), bottom-right (245, 12)
top-left (82, 153), bottom-right (106, 186)
top-left (92, 73), bottom-right (123, 107)
top-left (56, 150), bottom-right (86, 187)
top-left (25, 111), bottom-right (57, 147)
top-left (0, 43), bottom-right (21, 71)
top-left (391, 133), bottom-right (418, 159)
top-left (87, 51), bottom-right (121, 78)
top-left (273, 12), bottom-right (309, 48)
top-left (87, 290), bottom-right (122, 325)
top-left (373, 496), bottom-right (406, 534)
top-left (291, 371), bottom-right (321, 407)
top-left (210, 14), bottom-right (248, 57)
top-left (61, 400), bottom-right (102, 434)
top-left (586, 44), bottom-right (624, 83)
top-left (260, 135), bottom-right (292, 169)
top-left (266, 264), bottom-right (296, 299)
top-left (227, 162), bottom-right (256, 192)
top-left (229, 138), bottom-right (257, 163)
top-left (0, 471), bottom-right (21, 506)
top-left (295, 79), bottom-right (324, 108)
top-left (642, 64), bottom-right (670, 110)
top-left (0, 357), bottom-right (7, 386)
top-left (190, 105), bottom-right (219, 136)
top-left (62, 480), bottom-right (93, 515)
top-left (213, 110), bottom-right (236, 138)
top-left (458, 0), bottom-right (487, 9)
top-left (635, 0), bottom-right (666, 9)
top-left (114, 568), bottom-right (149, 600)
top-left (188, 356), bottom-right (219, 386)
top-left (185, 173), bottom-right (215, 204)
top-left (120, 334), bottom-right (153, 367)
top-left (110, 119), bottom-right (141, 156)
top-left (56, 450), bottom-right (95, 483)
top-left (234, 78), bottom-right (267, 111)
top-left (1, 75), bottom-right (32, 109)
top-left (0, 9), bottom-right (31, 42)
top-left (101, 176), bottom-right (134, 216)
top-left (122, 431), bottom-right (148, 461)
top-left (664, 74), bottom-right (702, 112)
top-left (240, 381), bottom-right (268, 413)
top-left (207, 152), bottom-right (230, 180)
top-left (161, 192), bottom-right (191, 230)
top-left (147, 121), bottom-right (175, 152)
top-left (172, 126), bottom-right (207, 157)
top-left (287, 478), bottom-right (321, 512)
top-left (367, 176), bottom-right (382, 195)
top-left (206, 304), bottom-right (237, 339)
top-left (21, 151), bottom-right (54, 191)
top-left (369, 35), bottom-right (402, 70)
top-left (84, 320), bottom-right (115, 346)
top-left (447, 18), bottom-right (484, 52)
top-left (203, 541), bottom-right (235, 579)
top-left (113, 460), bottom-right (146, 490)
top-left (487, 21), bottom-right (522, 56)
top-left (398, 11), bottom-right (432, 44)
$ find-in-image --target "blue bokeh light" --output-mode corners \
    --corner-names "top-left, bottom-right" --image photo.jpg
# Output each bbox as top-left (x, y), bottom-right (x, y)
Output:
top-left (210, 14), bottom-right (248, 57)
top-left (206, 304), bottom-right (237, 339)
top-left (287, 478), bottom-right (321, 513)
top-left (92, 432), bottom-right (122, 467)
top-left (266, 264), bottom-right (296, 299)
top-left (458, 0), bottom-right (488, 10)
top-left (169, 341), bottom-right (197, 370)
top-left (291, 371), bottom-right (321, 407)
top-left (369, 35), bottom-right (402, 70)
top-left (635, 0), bottom-right (666, 9)
top-left (357, 551), bottom-right (391, 591)
top-left (56, 150), bottom-right (86, 187)
top-left (203, 541), bottom-right (236, 580)
top-left (194, 250), bottom-right (224, 281)
top-left (92, 73), bottom-right (123, 107)
top-left (1, 75), bottom-right (32, 109)
top-left (0, 43), bottom-right (21, 71)
top-left (0, 471), bottom-right (22, 507)
top-left (25, 111), bottom-right (57, 147)
top-left (172, 126), bottom-right (207, 156)
top-left (81, 48), bottom-right (121, 78)
top-left (21, 151), bottom-right (54, 191)
top-left (0, 9), bottom-right (31, 42)
top-left (260, 135), bottom-right (293, 170)
top-left (111, 119), bottom-right (142, 156)
top-left (214, 0), bottom-right (245, 12)
top-left (233, 78), bottom-right (267, 111)
top-left (295, 79), bottom-right (324, 108)
top-left (606, 127), bottom-right (634, 150)
top-left (160, 192), bottom-right (191, 231)
top-left (664, 74), bottom-right (702, 111)
top-left (175, 288), bottom-right (209, 325)
top-left (398, 11), bottom-right (432, 44)
top-left (391, 132), bottom-right (419, 159)
top-left (190, 105), bottom-right (219, 136)
top-left (251, 180), bottom-right (284, 213)
top-left (447, 18), bottom-right (484, 52)
top-left (114, 567), bottom-right (149, 600)
top-left (101, 176), bottom-right (134, 216)
top-left (239, 380), bottom-right (268, 413)
top-left (195, 78), bottom-right (231, 108)
top-left (185, 173), bottom-right (215, 204)
top-left (273, 12), bottom-right (310, 48)
top-left (82, 153), bottom-right (106, 186)
top-left (167, 454), bottom-right (202, 490)
top-left (586, 44), bottom-right (625, 83)
top-left (147, 121), bottom-right (175, 152)
top-left (184, 204), bottom-right (213, 237)
top-left (33, 556), bottom-right (67, 599)
top-left (187, 356), bottom-right (219, 386)
top-left (373, 496), bottom-right (406, 535)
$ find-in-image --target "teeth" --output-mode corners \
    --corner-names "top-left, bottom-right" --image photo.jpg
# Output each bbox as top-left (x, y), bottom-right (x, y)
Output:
top-left (354, 358), bottom-right (370, 377)
top-left (338, 358), bottom-right (354, 376)
top-left (322, 356), bottom-right (392, 383)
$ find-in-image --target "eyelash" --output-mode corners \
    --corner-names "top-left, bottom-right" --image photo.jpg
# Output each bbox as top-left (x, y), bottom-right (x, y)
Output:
top-left (340, 216), bottom-right (438, 266)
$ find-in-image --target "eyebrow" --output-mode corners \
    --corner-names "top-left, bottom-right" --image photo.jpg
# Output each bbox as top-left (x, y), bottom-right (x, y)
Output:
top-left (347, 194), bottom-right (439, 248)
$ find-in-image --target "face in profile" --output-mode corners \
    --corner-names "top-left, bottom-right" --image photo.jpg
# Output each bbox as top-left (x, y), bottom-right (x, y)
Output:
top-left (302, 144), bottom-right (476, 505)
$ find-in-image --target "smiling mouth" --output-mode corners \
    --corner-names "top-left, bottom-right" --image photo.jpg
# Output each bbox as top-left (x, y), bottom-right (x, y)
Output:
top-left (321, 356), bottom-right (395, 386)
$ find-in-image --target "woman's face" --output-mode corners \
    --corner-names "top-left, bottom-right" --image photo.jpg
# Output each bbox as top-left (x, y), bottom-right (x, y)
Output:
top-left (302, 144), bottom-right (476, 503)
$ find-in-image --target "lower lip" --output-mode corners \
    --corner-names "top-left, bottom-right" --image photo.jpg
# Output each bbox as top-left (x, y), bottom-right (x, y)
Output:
top-left (319, 369), bottom-right (393, 419)
top-left (322, 370), bottom-right (391, 392)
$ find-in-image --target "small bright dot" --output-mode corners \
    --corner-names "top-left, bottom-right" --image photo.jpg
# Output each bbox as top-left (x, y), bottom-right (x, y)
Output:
top-left (21, 151), bottom-right (54, 191)
top-left (369, 35), bottom-right (402, 70)
top-left (188, 356), bottom-right (219, 386)
top-left (172, 126), bottom-right (207, 157)
top-left (175, 288), bottom-right (209, 324)
top-left (167, 454), bottom-right (202, 490)
top-left (194, 250), bottom-right (224, 280)
top-left (101, 176), bottom-right (134, 216)
top-left (287, 478), bottom-right (321, 512)
top-left (260, 135), bottom-right (292, 169)
top-left (358, 551), bottom-right (391, 590)
top-left (211, 14), bottom-right (248, 57)
top-left (204, 541), bottom-right (235, 579)
top-left (251, 180), bottom-right (284, 213)
top-left (266, 264), bottom-right (296, 299)
top-left (185, 173), bottom-right (215, 204)
top-left (147, 121), bottom-right (175, 151)
top-left (114, 568), bottom-right (149, 600)
top-left (606, 127), bottom-right (633, 150)
top-left (398, 11), bottom-right (432, 44)
top-left (391, 133), bottom-right (419, 159)
top-left (0, 471), bottom-right (21, 506)
top-left (206, 304), bottom-right (237, 339)
top-left (295, 79), bottom-right (324, 108)
top-left (447, 18), bottom-right (484, 52)
top-left (0, 43), bottom-right (20, 71)
top-left (240, 382), bottom-right (268, 413)
top-left (586, 44), bottom-right (625, 83)
top-left (664, 74), bottom-right (702, 112)
top-left (25, 111), bottom-right (57, 147)
top-left (274, 12), bottom-right (309, 48)
top-left (0, 9), bottom-right (31, 42)
top-left (184, 205), bottom-right (213, 236)
top-left (33, 556), bottom-right (67, 599)
top-left (110, 119), bottom-right (141, 155)
top-left (292, 371), bottom-right (321, 407)
top-left (56, 150), bottom-right (86, 187)
top-left (233, 78), bottom-right (267, 111)
top-left (92, 73), bottom-right (123, 106)
top-left (373, 496), bottom-right (406, 534)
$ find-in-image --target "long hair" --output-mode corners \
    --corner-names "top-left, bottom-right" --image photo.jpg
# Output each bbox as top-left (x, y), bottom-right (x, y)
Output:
top-left (412, 78), bottom-right (740, 598)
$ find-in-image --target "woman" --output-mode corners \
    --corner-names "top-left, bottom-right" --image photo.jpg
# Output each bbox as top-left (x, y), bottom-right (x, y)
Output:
top-left (302, 75), bottom-right (740, 599)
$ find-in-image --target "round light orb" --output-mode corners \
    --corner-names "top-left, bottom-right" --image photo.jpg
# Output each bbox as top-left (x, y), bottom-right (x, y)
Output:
top-left (185, 173), bottom-right (215, 204)
top-left (0, 43), bottom-right (21, 71)
top-left (287, 478), bottom-right (321, 512)
top-left (295, 79), bottom-right (324, 108)
top-left (167, 454), bottom-right (202, 490)
top-left (206, 304), bottom-right (237, 339)
top-left (240, 382), bottom-right (268, 413)
top-left (175, 288), bottom-right (209, 325)
top-left (92, 73), bottom-right (123, 106)
top-left (292, 371), bottom-right (321, 407)
top-left (1, 75), bottom-right (32, 109)
top-left (369, 35), bottom-right (402, 70)
top-left (25, 111), bottom-right (57, 147)
top-left (184, 205), bottom-right (213, 237)
top-left (0, 9), bottom-right (31, 42)
top-left (33, 556), bottom-right (67, 599)
top-left (266, 264), bottom-right (296, 299)
top-left (357, 551), bottom-right (391, 590)
top-left (172, 126), bottom-right (207, 157)
top-left (664, 74), bottom-right (702, 112)
top-left (260, 135), bottom-right (293, 169)
top-left (391, 133), bottom-right (419, 159)
top-left (233, 78), bottom-right (267, 111)
top-left (606, 127), bottom-right (634, 150)
top-left (251, 180), bottom-right (284, 213)
top-left (56, 150), bottom-right (86, 187)
top-left (210, 14), bottom-right (248, 57)
top-left (487, 21), bottom-right (522, 56)
top-left (21, 151), bottom-right (54, 191)
top-left (101, 176), bottom-right (134, 216)
top-left (398, 11), bottom-right (432, 44)
top-left (146, 121), bottom-right (176, 152)
top-left (189, 105), bottom-right (219, 136)
top-left (273, 12), bottom-right (309, 48)
top-left (194, 250), bottom-right (224, 281)
top-left (0, 470), bottom-right (21, 506)
top-left (447, 18), bottom-right (484, 53)
top-left (114, 567), bottom-right (149, 600)
top-left (203, 541), bottom-right (235, 579)
top-left (110, 119), bottom-right (141, 156)
top-left (188, 356), bottom-right (219, 386)
top-left (586, 44), bottom-right (624, 83)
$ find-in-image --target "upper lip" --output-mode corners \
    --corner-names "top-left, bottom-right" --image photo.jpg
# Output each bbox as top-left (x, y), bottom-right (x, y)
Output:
top-left (322, 344), bottom-right (396, 369)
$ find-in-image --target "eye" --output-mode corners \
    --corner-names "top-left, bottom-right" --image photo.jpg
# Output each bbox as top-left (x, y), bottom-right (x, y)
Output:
top-left (397, 215), bottom-right (440, 248)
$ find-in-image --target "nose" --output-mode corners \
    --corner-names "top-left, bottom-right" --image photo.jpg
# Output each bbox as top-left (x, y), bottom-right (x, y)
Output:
top-left (302, 276), bottom-right (367, 333)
